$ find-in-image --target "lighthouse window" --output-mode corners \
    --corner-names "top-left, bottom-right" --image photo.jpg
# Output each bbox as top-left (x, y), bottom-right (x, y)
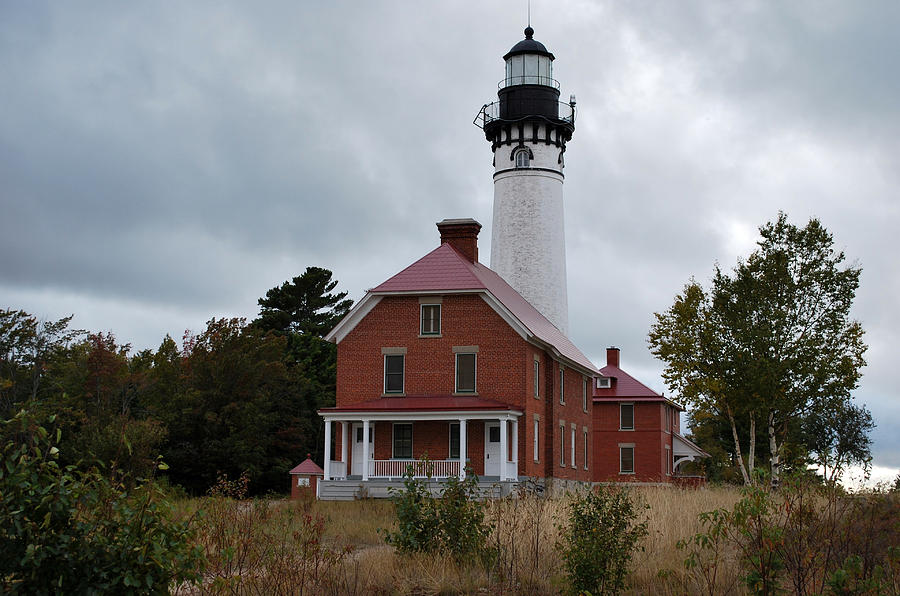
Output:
top-left (515, 149), bottom-right (530, 168)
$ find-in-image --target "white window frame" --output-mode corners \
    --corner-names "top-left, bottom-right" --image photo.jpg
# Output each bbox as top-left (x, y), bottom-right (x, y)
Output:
top-left (455, 352), bottom-right (477, 394)
top-left (533, 415), bottom-right (540, 462)
top-left (533, 359), bottom-right (540, 399)
top-left (665, 444), bottom-right (672, 476)
top-left (559, 421), bottom-right (566, 467)
top-left (620, 403), bottom-right (634, 431)
top-left (420, 303), bottom-right (441, 336)
top-left (619, 444), bottom-right (635, 474)
top-left (384, 354), bottom-right (404, 394)
top-left (583, 427), bottom-right (589, 470)
top-left (559, 367), bottom-right (565, 404)
top-left (582, 377), bottom-right (588, 412)
top-left (515, 147), bottom-right (530, 168)
top-left (597, 377), bottom-right (610, 389)
top-left (570, 423), bottom-right (576, 469)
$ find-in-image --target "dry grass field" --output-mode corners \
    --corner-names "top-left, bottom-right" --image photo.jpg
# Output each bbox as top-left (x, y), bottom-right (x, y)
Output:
top-left (176, 483), bottom-right (898, 595)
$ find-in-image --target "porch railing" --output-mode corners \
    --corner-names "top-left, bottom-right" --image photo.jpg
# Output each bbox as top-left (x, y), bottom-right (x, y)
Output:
top-left (328, 460), bottom-right (346, 479)
top-left (371, 459), bottom-right (461, 479)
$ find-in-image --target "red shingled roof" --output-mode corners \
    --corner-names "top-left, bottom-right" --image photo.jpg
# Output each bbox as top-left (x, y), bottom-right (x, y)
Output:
top-left (369, 244), bottom-right (597, 373)
top-left (321, 395), bottom-right (521, 413)
top-left (594, 364), bottom-right (683, 410)
top-left (289, 456), bottom-right (324, 476)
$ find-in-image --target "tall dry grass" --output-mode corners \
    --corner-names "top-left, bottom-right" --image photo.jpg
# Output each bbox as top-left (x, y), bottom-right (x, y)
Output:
top-left (175, 483), bottom-right (897, 595)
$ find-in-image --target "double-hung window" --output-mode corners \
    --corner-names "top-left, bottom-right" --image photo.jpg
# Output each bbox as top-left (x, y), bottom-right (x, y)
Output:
top-left (449, 423), bottom-right (461, 459)
top-left (384, 354), bottom-right (404, 394)
top-left (455, 353), bottom-right (477, 393)
top-left (420, 304), bottom-right (441, 335)
top-left (582, 377), bottom-right (588, 412)
top-left (533, 359), bottom-right (540, 398)
top-left (559, 421), bottom-right (566, 467)
top-left (620, 403), bottom-right (634, 430)
top-left (570, 424), bottom-right (576, 468)
top-left (559, 368), bottom-right (565, 404)
top-left (393, 423), bottom-right (412, 459)
top-left (620, 445), bottom-right (635, 474)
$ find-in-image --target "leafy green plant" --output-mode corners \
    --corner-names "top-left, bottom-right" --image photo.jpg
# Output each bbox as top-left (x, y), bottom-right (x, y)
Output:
top-left (0, 408), bottom-right (203, 594)
top-left (558, 486), bottom-right (649, 596)
top-left (382, 460), bottom-right (496, 566)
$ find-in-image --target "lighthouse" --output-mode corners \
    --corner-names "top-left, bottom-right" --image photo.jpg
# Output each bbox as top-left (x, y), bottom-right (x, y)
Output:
top-left (475, 26), bottom-right (576, 335)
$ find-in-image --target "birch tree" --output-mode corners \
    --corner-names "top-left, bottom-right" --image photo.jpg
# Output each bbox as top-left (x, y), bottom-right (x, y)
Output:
top-left (649, 213), bottom-right (867, 487)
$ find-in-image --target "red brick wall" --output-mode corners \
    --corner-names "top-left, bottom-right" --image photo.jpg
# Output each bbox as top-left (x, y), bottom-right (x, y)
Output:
top-left (592, 401), bottom-right (671, 482)
top-left (335, 294), bottom-right (593, 480)
top-left (337, 295), bottom-right (527, 405)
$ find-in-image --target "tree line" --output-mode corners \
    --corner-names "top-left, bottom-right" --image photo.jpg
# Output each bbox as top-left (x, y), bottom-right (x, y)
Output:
top-left (1, 214), bottom-right (875, 493)
top-left (0, 267), bottom-right (350, 495)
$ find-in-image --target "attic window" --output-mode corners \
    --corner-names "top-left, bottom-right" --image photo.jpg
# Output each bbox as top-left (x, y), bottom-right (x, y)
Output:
top-left (421, 304), bottom-right (441, 335)
top-left (597, 377), bottom-right (611, 389)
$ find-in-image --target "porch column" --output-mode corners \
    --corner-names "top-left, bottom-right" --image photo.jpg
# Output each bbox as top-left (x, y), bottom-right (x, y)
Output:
top-left (499, 417), bottom-right (508, 481)
top-left (459, 418), bottom-right (467, 479)
top-left (341, 421), bottom-right (349, 476)
top-left (362, 419), bottom-right (370, 481)
top-left (511, 417), bottom-right (518, 479)
top-left (323, 420), bottom-right (332, 481)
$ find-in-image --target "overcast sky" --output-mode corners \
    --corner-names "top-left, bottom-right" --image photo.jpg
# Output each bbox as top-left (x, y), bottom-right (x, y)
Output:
top-left (2, 1), bottom-right (898, 477)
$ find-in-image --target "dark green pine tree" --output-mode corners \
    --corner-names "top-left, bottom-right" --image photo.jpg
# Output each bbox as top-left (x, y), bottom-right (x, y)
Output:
top-left (254, 267), bottom-right (352, 337)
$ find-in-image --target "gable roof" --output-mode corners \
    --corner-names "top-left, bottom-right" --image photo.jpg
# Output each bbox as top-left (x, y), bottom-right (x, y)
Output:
top-left (328, 243), bottom-right (598, 374)
top-left (594, 363), bottom-right (683, 409)
top-left (289, 456), bottom-right (324, 476)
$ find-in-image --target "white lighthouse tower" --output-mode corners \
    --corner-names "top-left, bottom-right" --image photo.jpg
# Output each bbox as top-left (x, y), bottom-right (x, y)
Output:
top-left (475, 26), bottom-right (576, 335)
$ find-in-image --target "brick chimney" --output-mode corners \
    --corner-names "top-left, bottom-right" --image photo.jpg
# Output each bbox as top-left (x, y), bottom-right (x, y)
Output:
top-left (436, 218), bottom-right (482, 263)
top-left (606, 346), bottom-right (620, 368)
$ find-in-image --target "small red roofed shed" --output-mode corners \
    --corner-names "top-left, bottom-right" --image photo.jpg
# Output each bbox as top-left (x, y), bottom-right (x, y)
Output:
top-left (289, 455), bottom-right (324, 499)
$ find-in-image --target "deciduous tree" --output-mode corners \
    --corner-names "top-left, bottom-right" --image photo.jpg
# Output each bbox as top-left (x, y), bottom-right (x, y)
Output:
top-left (649, 213), bottom-right (867, 487)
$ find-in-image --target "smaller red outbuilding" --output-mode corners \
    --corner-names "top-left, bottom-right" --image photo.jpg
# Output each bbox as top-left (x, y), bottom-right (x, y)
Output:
top-left (289, 455), bottom-right (324, 499)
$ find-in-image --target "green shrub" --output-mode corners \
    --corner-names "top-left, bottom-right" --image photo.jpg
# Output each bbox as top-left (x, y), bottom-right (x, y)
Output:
top-left (382, 462), bottom-right (496, 566)
top-left (0, 409), bottom-right (204, 594)
top-left (558, 486), bottom-right (649, 596)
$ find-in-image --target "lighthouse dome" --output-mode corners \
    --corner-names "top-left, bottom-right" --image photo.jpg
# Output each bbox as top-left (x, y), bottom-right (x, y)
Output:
top-left (504, 27), bottom-right (555, 60)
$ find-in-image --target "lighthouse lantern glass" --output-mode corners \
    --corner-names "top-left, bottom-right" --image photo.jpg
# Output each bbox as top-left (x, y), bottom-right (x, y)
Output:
top-left (505, 53), bottom-right (553, 87)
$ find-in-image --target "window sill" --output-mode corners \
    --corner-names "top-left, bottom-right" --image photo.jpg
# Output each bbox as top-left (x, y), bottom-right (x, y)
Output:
top-left (418, 333), bottom-right (442, 338)
top-left (383, 393), bottom-right (406, 397)
top-left (619, 428), bottom-right (634, 432)
top-left (619, 471), bottom-right (635, 475)
top-left (453, 391), bottom-right (478, 397)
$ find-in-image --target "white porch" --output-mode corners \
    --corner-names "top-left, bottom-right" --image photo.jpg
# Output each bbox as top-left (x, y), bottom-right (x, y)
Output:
top-left (319, 405), bottom-right (523, 491)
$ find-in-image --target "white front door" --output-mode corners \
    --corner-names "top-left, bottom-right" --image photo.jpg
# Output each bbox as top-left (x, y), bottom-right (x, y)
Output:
top-left (351, 423), bottom-right (374, 477)
top-left (484, 422), bottom-right (501, 477)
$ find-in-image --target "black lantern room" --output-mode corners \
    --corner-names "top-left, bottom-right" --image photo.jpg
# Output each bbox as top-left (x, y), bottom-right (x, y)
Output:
top-left (476, 27), bottom-right (574, 146)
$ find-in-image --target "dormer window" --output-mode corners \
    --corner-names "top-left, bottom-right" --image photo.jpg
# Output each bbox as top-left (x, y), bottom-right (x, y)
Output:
top-left (515, 148), bottom-right (530, 168)
top-left (597, 377), bottom-right (611, 389)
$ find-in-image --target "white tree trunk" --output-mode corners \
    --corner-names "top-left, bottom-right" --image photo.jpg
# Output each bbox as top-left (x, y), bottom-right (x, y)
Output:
top-left (727, 405), bottom-right (751, 485)
top-left (748, 412), bottom-right (756, 474)
top-left (768, 410), bottom-right (780, 490)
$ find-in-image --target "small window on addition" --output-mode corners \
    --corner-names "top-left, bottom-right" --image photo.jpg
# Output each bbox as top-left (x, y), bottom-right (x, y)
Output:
top-left (515, 148), bottom-right (530, 168)
top-left (421, 304), bottom-right (440, 335)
